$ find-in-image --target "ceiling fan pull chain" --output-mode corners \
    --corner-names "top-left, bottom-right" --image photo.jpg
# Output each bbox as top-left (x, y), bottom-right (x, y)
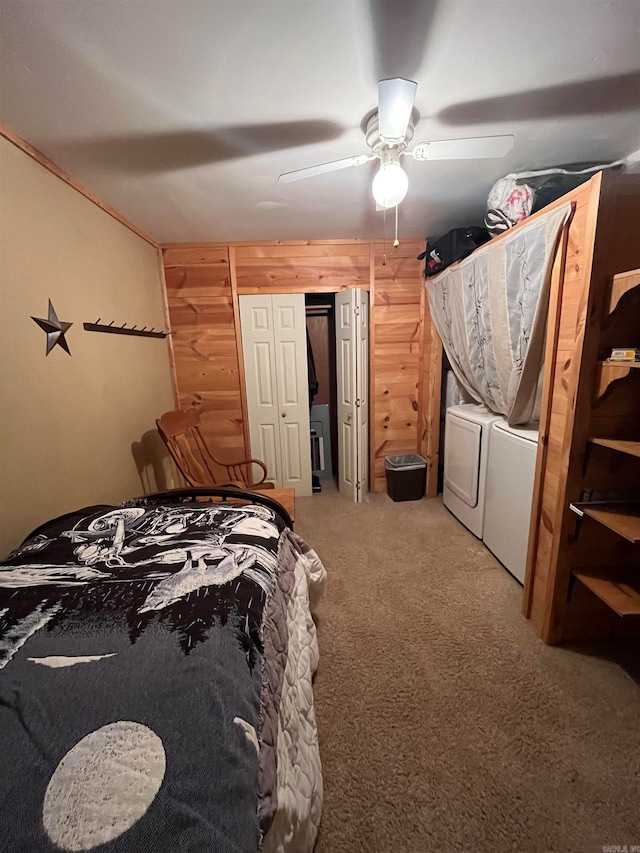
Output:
top-left (394, 204), bottom-right (400, 248)
top-left (382, 207), bottom-right (387, 265)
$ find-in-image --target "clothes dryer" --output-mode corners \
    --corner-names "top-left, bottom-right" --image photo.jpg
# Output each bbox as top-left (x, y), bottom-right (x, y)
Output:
top-left (483, 420), bottom-right (539, 583)
top-left (442, 404), bottom-right (501, 538)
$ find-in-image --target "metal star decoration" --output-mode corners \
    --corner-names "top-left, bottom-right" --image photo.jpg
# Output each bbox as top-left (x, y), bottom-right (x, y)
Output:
top-left (31, 300), bottom-right (73, 356)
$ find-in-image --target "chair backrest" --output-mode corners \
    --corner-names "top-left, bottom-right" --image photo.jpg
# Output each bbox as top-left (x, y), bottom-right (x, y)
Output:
top-left (156, 408), bottom-right (223, 488)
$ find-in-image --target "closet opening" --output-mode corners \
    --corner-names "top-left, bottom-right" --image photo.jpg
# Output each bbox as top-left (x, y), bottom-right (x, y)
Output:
top-left (305, 294), bottom-right (338, 492)
top-left (239, 289), bottom-right (369, 501)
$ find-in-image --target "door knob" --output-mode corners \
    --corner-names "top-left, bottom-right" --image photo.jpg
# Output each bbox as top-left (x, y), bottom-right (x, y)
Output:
top-left (281, 412), bottom-right (287, 418)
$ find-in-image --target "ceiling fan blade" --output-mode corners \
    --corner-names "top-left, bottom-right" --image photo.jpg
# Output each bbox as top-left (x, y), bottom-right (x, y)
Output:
top-left (410, 135), bottom-right (515, 161)
top-left (378, 78), bottom-right (417, 144)
top-left (278, 154), bottom-right (374, 183)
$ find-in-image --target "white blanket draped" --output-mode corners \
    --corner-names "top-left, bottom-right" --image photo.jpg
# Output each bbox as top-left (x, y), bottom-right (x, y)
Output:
top-left (426, 203), bottom-right (572, 424)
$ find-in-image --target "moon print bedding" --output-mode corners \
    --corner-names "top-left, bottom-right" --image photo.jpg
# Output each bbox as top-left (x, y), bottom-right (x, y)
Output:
top-left (0, 496), bottom-right (325, 853)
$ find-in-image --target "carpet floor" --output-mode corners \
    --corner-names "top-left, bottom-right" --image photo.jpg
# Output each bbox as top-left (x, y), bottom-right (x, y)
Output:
top-left (294, 487), bottom-right (640, 853)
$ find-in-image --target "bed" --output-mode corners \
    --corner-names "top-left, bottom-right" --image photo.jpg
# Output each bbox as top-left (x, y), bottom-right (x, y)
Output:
top-left (0, 487), bottom-right (325, 853)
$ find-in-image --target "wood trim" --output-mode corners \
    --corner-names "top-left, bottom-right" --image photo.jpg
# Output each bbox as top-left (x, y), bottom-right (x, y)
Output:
top-left (229, 246), bottom-right (251, 459)
top-left (417, 283), bottom-right (443, 498)
top-left (522, 207), bottom-right (574, 617)
top-left (425, 318), bottom-right (442, 498)
top-left (0, 122), bottom-right (157, 248)
top-left (161, 238), bottom-right (410, 249)
top-left (157, 248), bottom-right (180, 408)
top-left (417, 283), bottom-right (427, 460)
top-left (540, 175), bottom-right (605, 642)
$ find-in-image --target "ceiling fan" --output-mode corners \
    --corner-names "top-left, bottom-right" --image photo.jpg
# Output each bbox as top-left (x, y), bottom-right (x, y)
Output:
top-left (278, 78), bottom-right (514, 210)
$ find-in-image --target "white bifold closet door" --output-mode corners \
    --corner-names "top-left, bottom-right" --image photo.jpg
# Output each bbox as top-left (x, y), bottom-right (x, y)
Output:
top-left (239, 294), bottom-right (312, 496)
top-left (335, 289), bottom-right (369, 502)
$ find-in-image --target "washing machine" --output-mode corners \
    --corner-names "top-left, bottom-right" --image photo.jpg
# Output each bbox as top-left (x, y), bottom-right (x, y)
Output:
top-left (483, 420), bottom-right (539, 584)
top-left (442, 404), bottom-right (501, 539)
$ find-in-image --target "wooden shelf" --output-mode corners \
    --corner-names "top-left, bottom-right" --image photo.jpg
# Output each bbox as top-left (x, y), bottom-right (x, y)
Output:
top-left (572, 566), bottom-right (640, 617)
top-left (570, 502), bottom-right (640, 543)
top-left (587, 437), bottom-right (640, 458)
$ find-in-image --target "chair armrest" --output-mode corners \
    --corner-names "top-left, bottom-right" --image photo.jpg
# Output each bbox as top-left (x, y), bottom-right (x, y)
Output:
top-left (245, 458), bottom-right (269, 481)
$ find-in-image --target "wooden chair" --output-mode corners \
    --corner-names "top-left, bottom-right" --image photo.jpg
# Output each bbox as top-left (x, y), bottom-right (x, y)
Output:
top-left (156, 408), bottom-right (274, 490)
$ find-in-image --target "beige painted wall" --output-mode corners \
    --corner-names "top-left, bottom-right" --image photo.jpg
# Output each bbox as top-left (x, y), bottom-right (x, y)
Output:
top-left (0, 137), bottom-right (177, 557)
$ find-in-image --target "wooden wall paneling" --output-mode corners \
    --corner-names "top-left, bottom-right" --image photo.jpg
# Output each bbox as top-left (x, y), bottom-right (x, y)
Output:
top-left (162, 246), bottom-right (229, 267)
top-left (163, 248), bottom-right (246, 463)
top-left (371, 242), bottom-right (424, 493)
top-left (234, 243), bottom-right (370, 294)
top-left (163, 239), bottom-right (439, 500)
top-left (237, 243), bottom-right (372, 258)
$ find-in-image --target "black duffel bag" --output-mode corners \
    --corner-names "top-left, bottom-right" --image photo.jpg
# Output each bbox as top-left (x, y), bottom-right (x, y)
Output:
top-left (418, 226), bottom-right (490, 277)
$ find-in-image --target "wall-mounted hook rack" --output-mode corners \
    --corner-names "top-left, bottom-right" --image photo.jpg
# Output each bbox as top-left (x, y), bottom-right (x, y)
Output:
top-left (83, 319), bottom-right (168, 339)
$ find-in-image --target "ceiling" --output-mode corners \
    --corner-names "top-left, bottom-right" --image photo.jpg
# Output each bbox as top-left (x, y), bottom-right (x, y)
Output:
top-left (1, 0), bottom-right (639, 245)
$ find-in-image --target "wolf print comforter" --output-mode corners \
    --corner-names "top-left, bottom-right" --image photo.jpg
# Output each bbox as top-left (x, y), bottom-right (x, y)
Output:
top-left (0, 498), bottom-right (325, 853)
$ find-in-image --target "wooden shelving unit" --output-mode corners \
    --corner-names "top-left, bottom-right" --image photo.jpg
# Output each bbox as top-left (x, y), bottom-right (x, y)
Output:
top-left (572, 567), bottom-right (640, 617)
top-left (568, 266), bottom-right (640, 634)
top-left (523, 174), bottom-right (640, 644)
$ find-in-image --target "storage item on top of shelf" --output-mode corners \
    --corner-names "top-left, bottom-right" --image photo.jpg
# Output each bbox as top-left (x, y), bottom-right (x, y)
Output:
top-left (418, 226), bottom-right (489, 278)
top-left (607, 348), bottom-right (640, 362)
top-left (484, 162), bottom-right (624, 237)
top-left (485, 177), bottom-right (534, 235)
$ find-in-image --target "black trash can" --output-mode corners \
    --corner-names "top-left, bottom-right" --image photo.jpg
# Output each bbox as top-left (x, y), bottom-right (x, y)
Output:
top-left (385, 454), bottom-right (427, 501)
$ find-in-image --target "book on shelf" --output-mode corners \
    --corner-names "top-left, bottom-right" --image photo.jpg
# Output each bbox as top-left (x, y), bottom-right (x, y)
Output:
top-left (606, 347), bottom-right (640, 362)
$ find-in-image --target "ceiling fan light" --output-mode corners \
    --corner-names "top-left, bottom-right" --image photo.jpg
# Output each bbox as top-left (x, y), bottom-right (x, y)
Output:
top-left (372, 159), bottom-right (408, 209)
